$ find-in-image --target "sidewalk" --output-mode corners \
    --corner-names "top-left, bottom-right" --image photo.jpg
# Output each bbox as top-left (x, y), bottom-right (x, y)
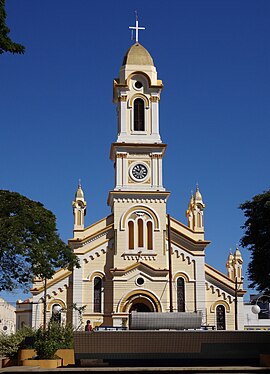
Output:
top-left (1, 366), bottom-right (270, 373)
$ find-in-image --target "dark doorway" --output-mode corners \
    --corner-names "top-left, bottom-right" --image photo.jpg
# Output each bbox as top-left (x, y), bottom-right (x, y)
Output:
top-left (129, 302), bottom-right (151, 313)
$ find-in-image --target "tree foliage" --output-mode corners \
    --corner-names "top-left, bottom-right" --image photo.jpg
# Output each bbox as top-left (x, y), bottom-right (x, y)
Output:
top-left (0, 190), bottom-right (79, 291)
top-left (239, 188), bottom-right (270, 292)
top-left (0, 0), bottom-right (25, 54)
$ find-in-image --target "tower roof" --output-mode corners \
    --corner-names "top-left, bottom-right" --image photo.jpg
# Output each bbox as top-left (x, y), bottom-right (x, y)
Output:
top-left (194, 184), bottom-right (203, 203)
top-left (75, 183), bottom-right (84, 200)
top-left (122, 43), bottom-right (154, 66)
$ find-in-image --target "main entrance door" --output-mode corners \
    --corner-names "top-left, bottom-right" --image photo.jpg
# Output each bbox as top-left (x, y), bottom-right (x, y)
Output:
top-left (120, 290), bottom-right (162, 313)
top-left (129, 302), bottom-right (152, 312)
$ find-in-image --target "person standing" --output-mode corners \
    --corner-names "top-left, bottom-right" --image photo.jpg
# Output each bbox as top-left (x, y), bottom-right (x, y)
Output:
top-left (85, 320), bottom-right (93, 331)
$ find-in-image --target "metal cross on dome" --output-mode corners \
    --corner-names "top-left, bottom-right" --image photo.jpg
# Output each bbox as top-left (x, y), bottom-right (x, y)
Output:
top-left (129, 11), bottom-right (145, 43)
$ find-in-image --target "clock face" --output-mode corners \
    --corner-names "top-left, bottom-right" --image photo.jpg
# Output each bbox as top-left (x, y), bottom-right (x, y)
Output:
top-left (131, 164), bottom-right (148, 180)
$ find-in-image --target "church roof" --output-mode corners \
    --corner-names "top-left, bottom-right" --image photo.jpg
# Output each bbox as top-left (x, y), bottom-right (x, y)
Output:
top-left (122, 43), bottom-right (154, 66)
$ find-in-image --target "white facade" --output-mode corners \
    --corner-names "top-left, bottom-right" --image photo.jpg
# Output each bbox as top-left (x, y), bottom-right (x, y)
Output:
top-left (0, 297), bottom-right (16, 334)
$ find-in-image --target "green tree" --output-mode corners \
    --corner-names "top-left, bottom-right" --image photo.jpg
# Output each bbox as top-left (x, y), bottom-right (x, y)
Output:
top-left (239, 188), bottom-right (270, 292)
top-left (0, 190), bottom-right (79, 292)
top-left (0, 0), bottom-right (25, 54)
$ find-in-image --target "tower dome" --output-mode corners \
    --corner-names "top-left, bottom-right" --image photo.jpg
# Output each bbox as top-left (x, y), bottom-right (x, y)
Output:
top-left (75, 183), bottom-right (84, 199)
top-left (122, 43), bottom-right (154, 66)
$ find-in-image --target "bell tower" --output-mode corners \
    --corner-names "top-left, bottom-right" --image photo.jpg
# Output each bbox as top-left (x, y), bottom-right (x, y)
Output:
top-left (108, 19), bottom-right (170, 262)
top-left (110, 41), bottom-right (166, 193)
top-left (186, 185), bottom-right (205, 232)
top-left (72, 182), bottom-right (87, 233)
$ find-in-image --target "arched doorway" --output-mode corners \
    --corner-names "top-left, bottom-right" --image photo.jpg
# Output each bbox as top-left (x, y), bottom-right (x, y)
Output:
top-left (129, 297), bottom-right (154, 313)
top-left (120, 291), bottom-right (161, 313)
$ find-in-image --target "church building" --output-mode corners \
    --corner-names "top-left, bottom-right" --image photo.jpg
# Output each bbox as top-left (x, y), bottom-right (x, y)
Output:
top-left (17, 21), bottom-right (245, 331)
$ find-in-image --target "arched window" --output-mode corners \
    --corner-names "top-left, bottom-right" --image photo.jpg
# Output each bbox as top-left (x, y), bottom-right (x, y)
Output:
top-left (128, 221), bottom-right (134, 250)
top-left (134, 98), bottom-right (145, 131)
top-left (216, 305), bottom-right (226, 330)
top-left (147, 221), bottom-right (153, 250)
top-left (177, 278), bottom-right (185, 312)
top-left (126, 211), bottom-right (155, 251)
top-left (77, 210), bottom-right (82, 226)
top-left (138, 218), bottom-right (144, 247)
top-left (52, 304), bottom-right (61, 323)
top-left (94, 277), bottom-right (102, 313)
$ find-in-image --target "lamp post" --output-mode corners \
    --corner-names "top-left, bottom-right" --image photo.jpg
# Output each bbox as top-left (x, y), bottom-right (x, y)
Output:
top-left (234, 277), bottom-right (244, 330)
top-left (251, 295), bottom-right (270, 316)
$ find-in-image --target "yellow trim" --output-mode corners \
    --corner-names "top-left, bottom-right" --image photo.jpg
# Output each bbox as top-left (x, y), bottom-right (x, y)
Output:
top-left (120, 205), bottom-right (160, 231)
top-left (119, 289), bottom-right (162, 312)
top-left (69, 214), bottom-right (113, 243)
top-left (31, 270), bottom-right (71, 294)
top-left (113, 78), bottom-right (128, 89)
top-left (126, 72), bottom-right (152, 87)
top-left (210, 300), bottom-right (231, 313)
top-left (170, 238), bottom-right (206, 256)
top-left (48, 299), bottom-right (66, 311)
top-left (109, 142), bottom-right (167, 161)
top-left (110, 262), bottom-right (168, 276)
top-left (169, 220), bottom-right (210, 247)
top-left (128, 93), bottom-right (150, 108)
top-left (205, 264), bottom-right (246, 295)
top-left (75, 238), bottom-right (109, 255)
top-left (173, 272), bottom-right (190, 282)
top-left (89, 271), bottom-right (104, 282)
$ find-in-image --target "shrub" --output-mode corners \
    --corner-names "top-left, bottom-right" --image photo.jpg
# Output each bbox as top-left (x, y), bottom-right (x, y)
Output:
top-left (47, 321), bottom-right (74, 349)
top-left (34, 338), bottom-right (58, 359)
top-left (0, 327), bottom-right (35, 358)
top-left (32, 321), bottom-right (74, 359)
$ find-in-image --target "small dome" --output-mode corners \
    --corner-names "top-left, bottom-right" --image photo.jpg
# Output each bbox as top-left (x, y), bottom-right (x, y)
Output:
top-left (227, 251), bottom-right (234, 264)
top-left (75, 184), bottom-right (84, 199)
top-left (194, 185), bottom-right (203, 202)
top-left (122, 43), bottom-right (154, 66)
top-left (194, 189), bottom-right (202, 202)
top-left (234, 247), bottom-right (243, 260)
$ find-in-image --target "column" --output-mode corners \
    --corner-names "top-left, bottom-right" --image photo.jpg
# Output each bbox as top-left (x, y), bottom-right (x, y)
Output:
top-left (72, 266), bottom-right (83, 329)
top-left (195, 256), bottom-right (206, 324)
top-left (151, 154), bottom-right (158, 188)
top-left (115, 154), bottom-right (122, 189)
top-left (151, 96), bottom-right (159, 136)
top-left (119, 95), bottom-right (127, 135)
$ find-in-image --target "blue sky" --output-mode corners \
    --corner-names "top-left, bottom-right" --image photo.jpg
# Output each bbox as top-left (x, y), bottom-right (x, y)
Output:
top-left (1, 0), bottom-right (269, 304)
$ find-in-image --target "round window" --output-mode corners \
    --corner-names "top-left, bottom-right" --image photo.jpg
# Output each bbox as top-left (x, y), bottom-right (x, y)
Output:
top-left (135, 81), bottom-right (143, 89)
top-left (136, 277), bottom-right (145, 286)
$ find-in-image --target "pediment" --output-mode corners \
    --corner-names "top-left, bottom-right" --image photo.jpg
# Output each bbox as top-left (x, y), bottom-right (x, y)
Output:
top-left (110, 261), bottom-right (168, 277)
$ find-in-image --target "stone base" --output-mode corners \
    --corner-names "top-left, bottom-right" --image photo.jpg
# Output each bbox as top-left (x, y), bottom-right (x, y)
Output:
top-left (22, 358), bottom-right (62, 368)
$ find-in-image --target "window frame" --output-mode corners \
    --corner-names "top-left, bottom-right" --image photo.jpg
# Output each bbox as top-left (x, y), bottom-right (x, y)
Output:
top-left (93, 276), bottom-right (102, 313)
top-left (176, 277), bottom-right (185, 312)
top-left (127, 214), bottom-right (154, 252)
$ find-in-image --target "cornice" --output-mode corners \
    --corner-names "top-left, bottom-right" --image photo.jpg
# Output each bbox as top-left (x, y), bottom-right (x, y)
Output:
top-left (205, 263), bottom-right (246, 295)
top-left (169, 228), bottom-right (210, 248)
top-left (110, 261), bottom-right (168, 277)
top-left (31, 270), bottom-right (71, 294)
top-left (169, 215), bottom-right (206, 237)
top-left (107, 191), bottom-right (170, 206)
top-left (110, 143), bottom-right (167, 160)
top-left (69, 224), bottom-right (113, 248)
top-left (170, 239), bottom-right (205, 258)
